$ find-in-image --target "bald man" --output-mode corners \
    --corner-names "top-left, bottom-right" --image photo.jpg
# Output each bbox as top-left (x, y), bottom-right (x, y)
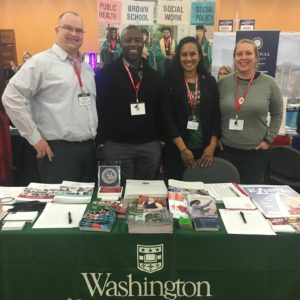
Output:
top-left (2, 11), bottom-right (98, 183)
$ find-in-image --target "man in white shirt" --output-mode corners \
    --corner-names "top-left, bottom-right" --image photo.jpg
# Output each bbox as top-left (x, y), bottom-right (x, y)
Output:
top-left (2, 11), bottom-right (98, 183)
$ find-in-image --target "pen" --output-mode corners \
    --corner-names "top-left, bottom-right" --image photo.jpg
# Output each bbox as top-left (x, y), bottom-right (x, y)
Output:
top-left (68, 212), bottom-right (72, 224)
top-left (240, 211), bottom-right (247, 224)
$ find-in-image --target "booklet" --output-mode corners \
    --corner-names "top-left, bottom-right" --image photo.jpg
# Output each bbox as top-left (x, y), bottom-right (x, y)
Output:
top-left (241, 185), bottom-right (300, 218)
top-left (53, 181), bottom-right (94, 204)
top-left (16, 183), bottom-right (61, 202)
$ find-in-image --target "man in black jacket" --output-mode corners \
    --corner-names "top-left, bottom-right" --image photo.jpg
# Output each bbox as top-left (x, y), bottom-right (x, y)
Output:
top-left (95, 25), bottom-right (163, 184)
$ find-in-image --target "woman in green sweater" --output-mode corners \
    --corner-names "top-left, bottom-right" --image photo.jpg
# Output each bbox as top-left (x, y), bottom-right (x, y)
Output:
top-left (217, 39), bottom-right (283, 184)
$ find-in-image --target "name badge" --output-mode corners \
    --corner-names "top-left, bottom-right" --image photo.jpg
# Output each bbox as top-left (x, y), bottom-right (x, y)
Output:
top-left (187, 121), bottom-right (199, 130)
top-left (229, 118), bottom-right (244, 131)
top-left (130, 102), bottom-right (146, 116)
top-left (78, 93), bottom-right (91, 106)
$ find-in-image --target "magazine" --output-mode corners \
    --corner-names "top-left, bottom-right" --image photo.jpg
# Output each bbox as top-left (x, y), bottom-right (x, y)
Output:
top-left (241, 185), bottom-right (300, 218)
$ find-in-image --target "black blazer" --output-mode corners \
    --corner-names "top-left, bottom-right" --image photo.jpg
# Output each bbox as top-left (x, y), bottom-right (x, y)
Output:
top-left (162, 72), bottom-right (220, 153)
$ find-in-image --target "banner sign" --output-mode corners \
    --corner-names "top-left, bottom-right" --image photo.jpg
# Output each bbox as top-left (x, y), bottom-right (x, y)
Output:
top-left (121, 1), bottom-right (155, 25)
top-left (239, 19), bottom-right (255, 31)
top-left (157, 0), bottom-right (190, 25)
top-left (191, 2), bottom-right (215, 25)
top-left (218, 19), bottom-right (233, 32)
top-left (97, 0), bottom-right (121, 24)
top-left (236, 30), bottom-right (280, 77)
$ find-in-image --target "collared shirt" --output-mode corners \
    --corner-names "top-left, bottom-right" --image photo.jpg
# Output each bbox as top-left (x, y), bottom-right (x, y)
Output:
top-left (2, 43), bottom-right (98, 145)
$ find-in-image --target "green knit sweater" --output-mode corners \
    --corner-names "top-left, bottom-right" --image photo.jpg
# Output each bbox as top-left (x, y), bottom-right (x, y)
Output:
top-left (217, 72), bottom-right (283, 150)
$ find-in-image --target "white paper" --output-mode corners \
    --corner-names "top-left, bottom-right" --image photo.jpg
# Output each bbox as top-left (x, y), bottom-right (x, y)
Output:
top-left (219, 209), bottom-right (276, 235)
top-left (4, 211), bottom-right (38, 223)
top-left (206, 183), bottom-right (245, 203)
top-left (0, 186), bottom-right (26, 204)
top-left (33, 203), bottom-right (87, 229)
top-left (223, 196), bottom-right (257, 210)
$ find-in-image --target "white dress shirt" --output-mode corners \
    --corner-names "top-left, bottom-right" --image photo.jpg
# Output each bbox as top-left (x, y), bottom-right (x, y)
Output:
top-left (2, 43), bottom-right (98, 145)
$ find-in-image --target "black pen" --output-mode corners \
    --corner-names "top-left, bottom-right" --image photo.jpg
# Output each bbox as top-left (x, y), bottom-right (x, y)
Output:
top-left (68, 211), bottom-right (72, 224)
top-left (240, 211), bottom-right (247, 224)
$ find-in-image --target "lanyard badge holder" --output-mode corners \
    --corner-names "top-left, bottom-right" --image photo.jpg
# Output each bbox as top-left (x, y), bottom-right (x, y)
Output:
top-left (229, 73), bottom-right (255, 131)
top-left (186, 77), bottom-right (199, 131)
top-left (125, 64), bottom-right (146, 116)
top-left (73, 59), bottom-right (91, 106)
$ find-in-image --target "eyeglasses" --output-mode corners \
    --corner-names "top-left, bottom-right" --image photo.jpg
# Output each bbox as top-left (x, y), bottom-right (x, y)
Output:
top-left (59, 25), bottom-right (85, 34)
top-left (218, 72), bottom-right (229, 75)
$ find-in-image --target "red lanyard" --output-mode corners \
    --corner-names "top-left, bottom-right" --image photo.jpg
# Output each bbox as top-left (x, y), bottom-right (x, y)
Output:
top-left (124, 64), bottom-right (141, 102)
top-left (235, 72), bottom-right (255, 114)
top-left (185, 76), bottom-right (198, 115)
top-left (72, 58), bottom-right (83, 89)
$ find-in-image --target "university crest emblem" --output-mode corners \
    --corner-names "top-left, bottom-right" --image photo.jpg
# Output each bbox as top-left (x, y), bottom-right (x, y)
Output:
top-left (137, 244), bottom-right (164, 273)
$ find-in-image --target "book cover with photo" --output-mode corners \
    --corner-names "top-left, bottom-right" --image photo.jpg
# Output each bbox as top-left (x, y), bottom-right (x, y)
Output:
top-left (126, 207), bottom-right (173, 233)
top-left (167, 180), bottom-right (210, 219)
top-left (53, 181), bottom-right (94, 204)
top-left (241, 185), bottom-right (300, 218)
top-left (187, 195), bottom-right (217, 218)
top-left (136, 195), bottom-right (168, 210)
top-left (16, 183), bottom-right (61, 202)
top-left (94, 200), bottom-right (128, 218)
top-left (79, 206), bottom-right (116, 232)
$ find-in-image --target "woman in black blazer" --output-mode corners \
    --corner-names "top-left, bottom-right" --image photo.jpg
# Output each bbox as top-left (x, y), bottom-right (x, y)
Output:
top-left (162, 36), bottom-right (220, 181)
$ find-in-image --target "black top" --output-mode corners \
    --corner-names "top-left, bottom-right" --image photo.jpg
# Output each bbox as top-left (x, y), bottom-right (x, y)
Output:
top-left (162, 72), bottom-right (220, 153)
top-left (95, 56), bottom-right (163, 145)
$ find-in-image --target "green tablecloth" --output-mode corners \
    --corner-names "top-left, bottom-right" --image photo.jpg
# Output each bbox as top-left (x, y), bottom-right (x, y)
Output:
top-left (0, 219), bottom-right (299, 300)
